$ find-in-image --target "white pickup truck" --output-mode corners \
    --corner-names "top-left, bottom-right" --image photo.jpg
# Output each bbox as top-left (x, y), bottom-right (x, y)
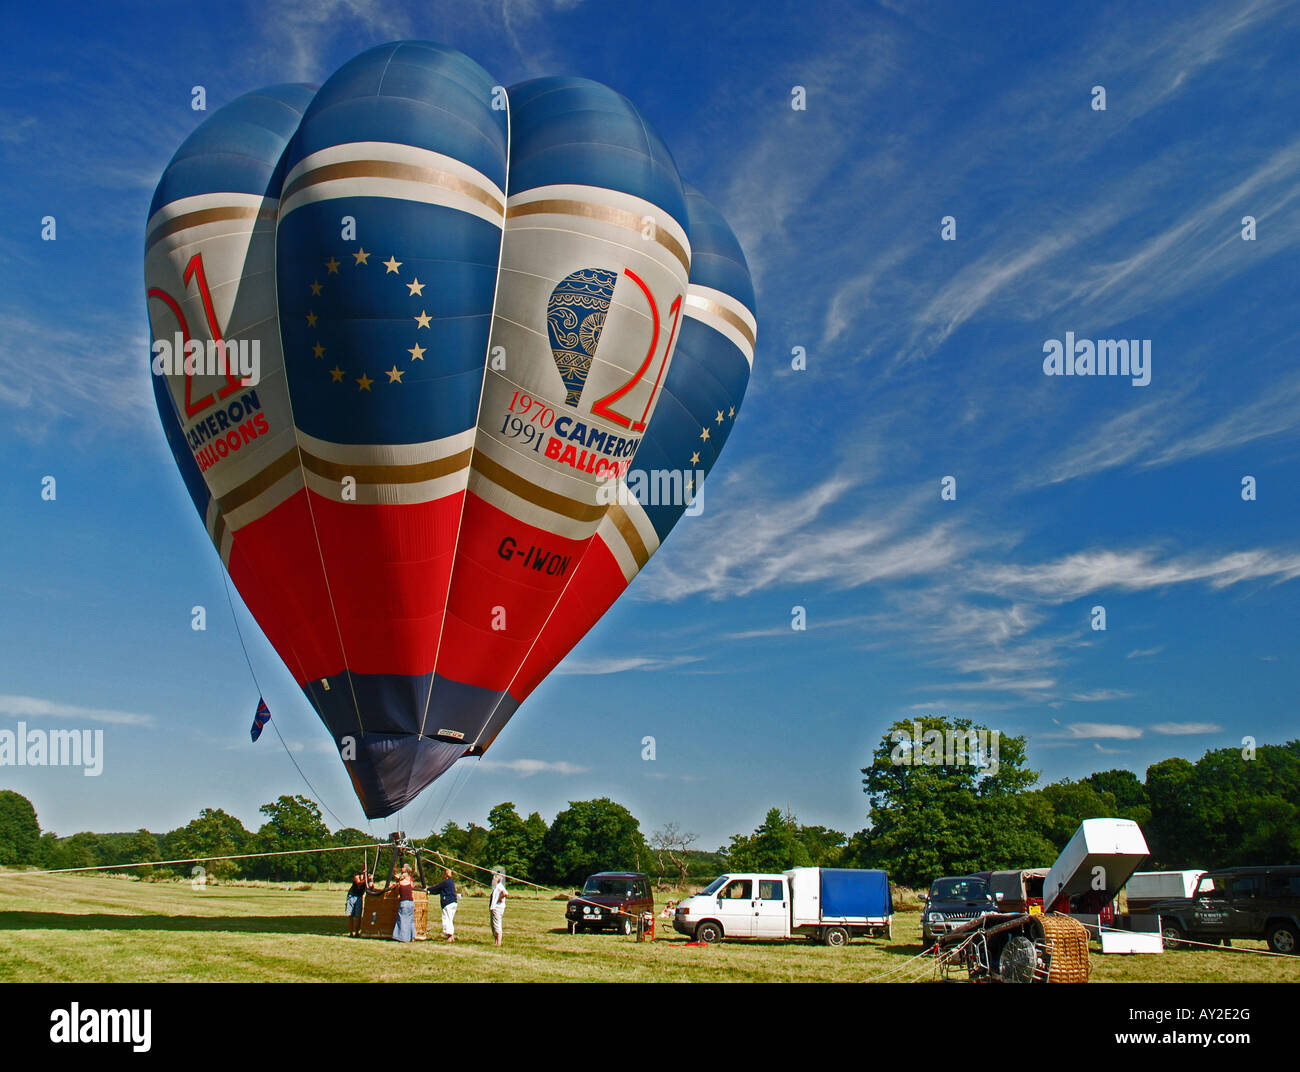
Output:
top-left (672, 867), bottom-right (893, 946)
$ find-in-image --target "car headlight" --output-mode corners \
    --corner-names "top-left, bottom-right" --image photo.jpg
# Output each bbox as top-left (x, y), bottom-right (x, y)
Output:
top-left (931, 913), bottom-right (944, 923)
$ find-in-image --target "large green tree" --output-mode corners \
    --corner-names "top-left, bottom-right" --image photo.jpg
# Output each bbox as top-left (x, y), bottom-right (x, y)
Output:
top-left (727, 809), bottom-right (812, 871)
top-left (725, 810), bottom-right (847, 871)
top-left (330, 827), bottom-right (373, 881)
top-left (164, 807), bottom-right (250, 881)
top-left (850, 716), bottom-right (1055, 887)
top-left (1033, 779), bottom-right (1119, 848)
top-left (38, 831), bottom-right (102, 871)
top-left (1146, 742), bottom-right (1300, 868)
top-left (423, 821), bottom-right (491, 884)
top-left (1144, 756), bottom-right (1199, 868)
top-left (484, 802), bottom-right (542, 881)
top-left (0, 790), bottom-right (40, 866)
top-left (250, 796), bottom-right (330, 881)
top-left (540, 798), bottom-right (648, 887)
top-left (97, 830), bottom-right (162, 879)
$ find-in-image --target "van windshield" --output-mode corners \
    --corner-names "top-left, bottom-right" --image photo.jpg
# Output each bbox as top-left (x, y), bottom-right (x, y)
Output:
top-left (583, 878), bottom-right (634, 897)
top-left (700, 876), bottom-right (728, 896)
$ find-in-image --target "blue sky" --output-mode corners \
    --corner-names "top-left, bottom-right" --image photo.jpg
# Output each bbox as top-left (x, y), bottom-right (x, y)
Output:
top-left (2, 0), bottom-right (1298, 852)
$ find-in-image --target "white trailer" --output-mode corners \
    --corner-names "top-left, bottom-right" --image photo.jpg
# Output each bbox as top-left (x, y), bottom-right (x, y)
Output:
top-left (1123, 870), bottom-right (1207, 911)
top-left (1043, 817), bottom-right (1150, 913)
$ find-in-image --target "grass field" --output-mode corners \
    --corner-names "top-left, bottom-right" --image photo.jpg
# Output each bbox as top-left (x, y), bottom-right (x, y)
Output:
top-left (1, 872), bottom-right (1297, 983)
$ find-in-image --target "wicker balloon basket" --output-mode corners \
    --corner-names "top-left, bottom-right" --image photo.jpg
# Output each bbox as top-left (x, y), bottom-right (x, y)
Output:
top-left (362, 888), bottom-right (429, 940)
top-left (1035, 913), bottom-right (1091, 983)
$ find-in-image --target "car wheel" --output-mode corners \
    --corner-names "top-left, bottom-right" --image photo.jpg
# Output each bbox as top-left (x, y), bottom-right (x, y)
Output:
top-left (1267, 923), bottom-right (1299, 955)
top-left (1161, 922), bottom-right (1186, 950)
top-left (823, 926), bottom-right (849, 947)
top-left (619, 915), bottom-right (633, 936)
top-left (695, 921), bottom-right (723, 944)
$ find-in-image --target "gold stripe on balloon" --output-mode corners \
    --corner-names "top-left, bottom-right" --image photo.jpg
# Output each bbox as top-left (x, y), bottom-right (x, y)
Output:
top-left (607, 504), bottom-right (651, 569)
top-left (217, 447), bottom-right (302, 516)
top-left (145, 205), bottom-right (277, 252)
top-left (281, 160), bottom-right (505, 218)
top-left (507, 199), bottom-right (690, 274)
top-left (298, 446), bottom-right (475, 488)
top-left (685, 292), bottom-right (756, 349)
top-left (471, 450), bottom-right (608, 523)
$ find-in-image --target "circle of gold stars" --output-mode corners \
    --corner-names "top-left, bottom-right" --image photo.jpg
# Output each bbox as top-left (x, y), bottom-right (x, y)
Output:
top-left (306, 249), bottom-right (433, 390)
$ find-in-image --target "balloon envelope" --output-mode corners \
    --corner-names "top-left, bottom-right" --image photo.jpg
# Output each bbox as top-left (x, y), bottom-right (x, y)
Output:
top-left (146, 44), bottom-right (755, 819)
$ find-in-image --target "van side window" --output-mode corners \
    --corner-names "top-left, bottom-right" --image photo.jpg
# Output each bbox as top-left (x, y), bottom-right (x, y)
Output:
top-left (759, 880), bottom-right (783, 900)
top-left (722, 880), bottom-right (752, 899)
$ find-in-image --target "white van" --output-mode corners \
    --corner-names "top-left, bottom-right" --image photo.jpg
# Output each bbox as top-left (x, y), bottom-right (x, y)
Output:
top-left (672, 868), bottom-right (893, 946)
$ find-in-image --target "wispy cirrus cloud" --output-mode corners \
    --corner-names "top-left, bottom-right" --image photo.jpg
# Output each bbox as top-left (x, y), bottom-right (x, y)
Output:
top-left (1152, 721), bottom-right (1223, 735)
top-left (250, 0), bottom-right (416, 81)
top-left (974, 547), bottom-right (1300, 602)
top-left (1049, 722), bottom-right (1146, 740)
top-left (0, 694), bottom-right (153, 726)
top-left (1068, 690), bottom-right (1136, 703)
top-left (641, 472), bottom-right (970, 603)
top-left (0, 310), bottom-right (153, 441)
top-left (475, 758), bottom-right (590, 776)
top-left (555, 653), bottom-right (702, 676)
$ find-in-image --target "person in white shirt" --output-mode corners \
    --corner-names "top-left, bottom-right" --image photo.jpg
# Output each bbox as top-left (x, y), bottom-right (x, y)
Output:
top-left (489, 871), bottom-right (508, 946)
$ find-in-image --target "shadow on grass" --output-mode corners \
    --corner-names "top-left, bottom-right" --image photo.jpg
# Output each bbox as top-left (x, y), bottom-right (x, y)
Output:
top-left (561, 929), bottom-right (931, 956)
top-left (0, 911), bottom-right (348, 936)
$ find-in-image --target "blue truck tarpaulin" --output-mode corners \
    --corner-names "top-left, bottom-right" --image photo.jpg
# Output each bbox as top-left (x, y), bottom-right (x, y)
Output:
top-left (820, 868), bottom-right (892, 918)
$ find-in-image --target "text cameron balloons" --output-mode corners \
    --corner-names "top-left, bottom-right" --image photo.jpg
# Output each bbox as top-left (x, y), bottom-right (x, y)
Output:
top-left (145, 43), bottom-right (756, 819)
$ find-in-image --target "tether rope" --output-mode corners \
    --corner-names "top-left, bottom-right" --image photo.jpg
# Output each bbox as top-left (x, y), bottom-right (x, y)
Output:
top-left (0, 841), bottom-right (386, 879)
top-left (1081, 919), bottom-right (1298, 959)
top-left (218, 565), bottom-right (349, 830)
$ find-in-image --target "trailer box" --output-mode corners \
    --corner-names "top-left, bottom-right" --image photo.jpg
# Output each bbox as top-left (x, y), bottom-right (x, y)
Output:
top-left (1044, 817), bottom-right (1149, 913)
top-left (789, 866), bottom-right (892, 926)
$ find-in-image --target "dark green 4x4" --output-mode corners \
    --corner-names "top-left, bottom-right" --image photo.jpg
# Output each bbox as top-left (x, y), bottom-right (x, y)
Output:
top-left (1151, 865), bottom-right (1300, 954)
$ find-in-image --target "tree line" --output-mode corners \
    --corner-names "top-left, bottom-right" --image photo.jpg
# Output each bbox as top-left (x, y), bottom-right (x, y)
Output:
top-left (2, 719), bottom-right (1296, 890)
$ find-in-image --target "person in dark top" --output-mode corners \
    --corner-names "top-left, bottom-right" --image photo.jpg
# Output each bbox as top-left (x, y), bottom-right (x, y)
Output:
top-left (430, 868), bottom-right (459, 943)
top-left (346, 870), bottom-right (372, 937)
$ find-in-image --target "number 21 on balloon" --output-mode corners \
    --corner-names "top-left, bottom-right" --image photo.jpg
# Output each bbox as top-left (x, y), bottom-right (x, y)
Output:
top-left (590, 268), bottom-right (683, 432)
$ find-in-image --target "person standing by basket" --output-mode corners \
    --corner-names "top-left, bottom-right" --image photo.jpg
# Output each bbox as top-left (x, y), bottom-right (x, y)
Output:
top-left (346, 869), bottom-right (372, 937)
top-left (392, 864), bottom-right (416, 943)
top-left (488, 871), bottom-right (508, 946)
top-left (430, 867), bottom-right (459, 942)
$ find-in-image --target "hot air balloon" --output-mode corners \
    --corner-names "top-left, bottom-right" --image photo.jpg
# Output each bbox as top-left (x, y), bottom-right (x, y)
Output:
top-left (145, 42), bottom-right (756, 819)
